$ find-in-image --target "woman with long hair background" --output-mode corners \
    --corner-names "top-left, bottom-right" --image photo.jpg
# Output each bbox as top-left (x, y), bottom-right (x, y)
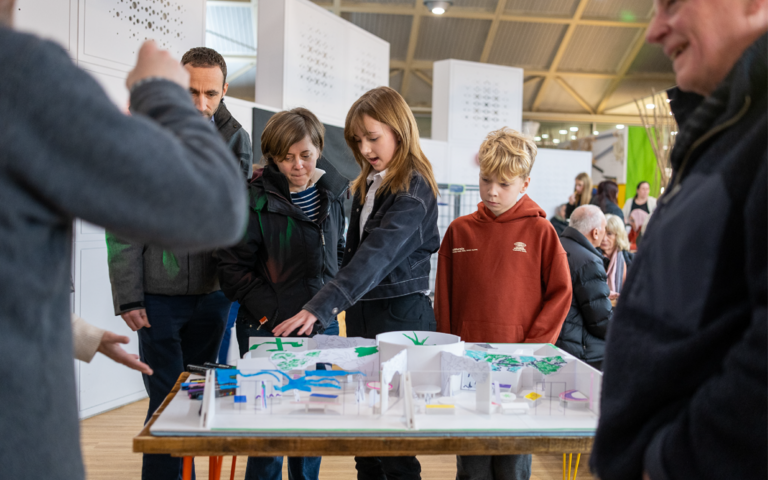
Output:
top-left (565, 171), bottom-right (592, 219)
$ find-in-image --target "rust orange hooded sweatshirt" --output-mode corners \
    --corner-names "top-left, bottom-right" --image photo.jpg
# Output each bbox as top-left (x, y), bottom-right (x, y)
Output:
top-left (434, 195), bottom-right (572, 344)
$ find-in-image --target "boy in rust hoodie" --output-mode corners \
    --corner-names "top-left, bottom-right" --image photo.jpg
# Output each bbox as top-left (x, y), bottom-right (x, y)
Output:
top-left (434, 127), bottom-right (572, 480)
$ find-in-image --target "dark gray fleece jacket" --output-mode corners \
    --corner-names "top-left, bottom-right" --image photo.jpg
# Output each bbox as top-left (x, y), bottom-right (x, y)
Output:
top-left (0, 27), bottom-right (246, 480)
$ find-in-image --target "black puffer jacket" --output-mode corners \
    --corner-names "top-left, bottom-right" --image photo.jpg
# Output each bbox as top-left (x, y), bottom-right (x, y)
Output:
top-left (555, 226), bottom-right (612, 363)
top-left (216, 164), bottom-right (346, 334)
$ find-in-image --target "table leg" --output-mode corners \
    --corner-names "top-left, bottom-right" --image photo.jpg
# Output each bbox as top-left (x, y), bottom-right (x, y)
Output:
top-left (215, 456), bottom-right (224, 480)
top-left (183, 457), bottom-right (193, 480)
top-left (562, 453), bottom-right (582, 479)
top-left (208, 456), bottom-right (216, 480)
top-left (229, 456), bottom-right (237, 480)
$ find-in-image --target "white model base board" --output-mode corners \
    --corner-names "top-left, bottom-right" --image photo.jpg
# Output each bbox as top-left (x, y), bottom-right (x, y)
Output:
top-left (151, 344), bottom-right (601, 437)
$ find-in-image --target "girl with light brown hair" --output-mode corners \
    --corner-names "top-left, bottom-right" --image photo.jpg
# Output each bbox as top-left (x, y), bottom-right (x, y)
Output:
top-left (274, 87), bottom-right (441, 478)
top-left (565, 171), bottom-right (593, 219)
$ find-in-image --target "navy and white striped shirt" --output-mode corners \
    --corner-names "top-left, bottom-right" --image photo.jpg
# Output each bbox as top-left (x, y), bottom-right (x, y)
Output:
top-left (291, 185), bottom-right (321, 222)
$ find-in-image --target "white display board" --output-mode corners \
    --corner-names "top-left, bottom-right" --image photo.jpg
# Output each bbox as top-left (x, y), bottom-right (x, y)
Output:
top-left (77, 0), bottom-right (206, 73)
top-left (432, 59), bottom-right (524, 147)
top-left (527, 149), bottom-right (593, 218)
top-left (255, 0), bottom-right (390, 127)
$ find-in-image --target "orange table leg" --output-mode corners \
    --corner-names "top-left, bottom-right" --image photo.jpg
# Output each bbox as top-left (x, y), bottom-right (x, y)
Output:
top-left (208, 456), bottom-right (216, 480)
top-left (182, 457), bottom-right (193, 480)
top-left (229, 456), bottom-right (237, 480)
top-left (215, 456), bottom-right (224, 480)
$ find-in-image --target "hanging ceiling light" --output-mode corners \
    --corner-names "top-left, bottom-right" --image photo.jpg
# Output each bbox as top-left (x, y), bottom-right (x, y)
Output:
top-left (424, 1), bottom-right (453, 14)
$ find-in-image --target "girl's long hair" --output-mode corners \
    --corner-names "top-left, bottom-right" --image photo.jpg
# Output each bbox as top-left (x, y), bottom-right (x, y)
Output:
top-left (595, 180), bottom-right (619, 210)
top-left (345, 87), bottom-right (439, 202)
top-left (575, 172), bottom-right (592, 206)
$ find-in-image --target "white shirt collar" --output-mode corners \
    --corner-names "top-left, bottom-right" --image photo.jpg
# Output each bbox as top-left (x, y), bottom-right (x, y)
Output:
top-left (308, 168), bottom-right (326, 187)
top-left (367, 168), bottom-right (387, 182)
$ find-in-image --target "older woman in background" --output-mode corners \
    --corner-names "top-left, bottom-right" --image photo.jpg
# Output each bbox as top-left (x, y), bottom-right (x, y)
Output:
top-left (600, 214), bottom-right (634, 300)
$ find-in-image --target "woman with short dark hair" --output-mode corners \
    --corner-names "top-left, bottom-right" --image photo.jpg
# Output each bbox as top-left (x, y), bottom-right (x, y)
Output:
top-left (216, 107), bottom-right (346, 480)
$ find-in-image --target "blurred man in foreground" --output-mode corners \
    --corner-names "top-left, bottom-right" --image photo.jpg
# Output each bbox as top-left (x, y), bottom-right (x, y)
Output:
top-left (591, 1), bottom-right (768, 479)
top-left (0, 2), bottom-right (247, 479)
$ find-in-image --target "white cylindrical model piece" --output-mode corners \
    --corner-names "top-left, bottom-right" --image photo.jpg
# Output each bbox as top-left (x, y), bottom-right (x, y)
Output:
top-left (377, 331), bottom-right (464, 387)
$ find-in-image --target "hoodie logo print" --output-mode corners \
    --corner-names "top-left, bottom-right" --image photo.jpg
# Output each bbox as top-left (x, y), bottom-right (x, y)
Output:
top-left (453, 247), bottom-right (478, 254)
top-left (513, 242), bottom-right (527, 253)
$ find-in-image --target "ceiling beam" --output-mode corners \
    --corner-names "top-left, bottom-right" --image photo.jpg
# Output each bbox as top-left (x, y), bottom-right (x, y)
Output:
top-left (555, 76), bottom-right (594, 114)
top-left (316, 3), bottom-right (648, 28)
top-left (596, 27), bottom-right (650, 113)
top-left (407, 106), bottom-right (643, 124)
top-left (227, 60), bottom-right (257, 82)
top-left (479, 0), bottom-right (507, 63)
top-left (389, 59), bottom-right (675, 80)
top-left (531, 0), bottom-right (590, 112)
top-left (524, 76), bottom-right (543, 85)
top-left (331, 0), bottom-right (341, 16)
top-left (390, 68), bottom-right (403, 78)
top-left (523, 111), bottom-right (642, 125)
top-left (399, 0), bottom-right (423, 101)
top-left (412, 69), bottom-right (433, 87)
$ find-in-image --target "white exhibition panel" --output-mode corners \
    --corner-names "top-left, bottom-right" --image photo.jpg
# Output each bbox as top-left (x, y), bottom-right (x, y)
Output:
top-left (256, 0), bottom-right (390, 127)
top-left (526, 149), bottom-right (593, 218)
top-left (432, 59), bottom-right (524, 146)
top-left (420, 139), bottom-right (449, 185)
top-left (77, 0), bottom-right (206, 73)
top-left (14, 0), bottom-right (78, 55)
top-left (75, 243), bottom-right (147, 418)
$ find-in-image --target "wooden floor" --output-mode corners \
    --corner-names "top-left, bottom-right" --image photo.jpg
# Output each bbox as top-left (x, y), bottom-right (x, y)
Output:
top-left (81, 399), bottom-right (593, 479)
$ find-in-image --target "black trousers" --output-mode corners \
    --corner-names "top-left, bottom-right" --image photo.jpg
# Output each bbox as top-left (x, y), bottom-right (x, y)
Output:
top-left (139, 292), bottom-right (231, 480)
top-left (347, 293), bottom-right (435, 480)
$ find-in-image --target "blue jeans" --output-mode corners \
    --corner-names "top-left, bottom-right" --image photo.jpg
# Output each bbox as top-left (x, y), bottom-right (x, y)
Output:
top-left (239, 319), bottom-right (338, 480)
top-left (218, 301), bottom-right (240, 364)
top-left (139, 291), bottom-right (231, 480)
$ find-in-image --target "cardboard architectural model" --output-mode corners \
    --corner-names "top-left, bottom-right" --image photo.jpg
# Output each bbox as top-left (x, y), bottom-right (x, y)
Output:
top-left (153, 331), bottom-right (602, 436)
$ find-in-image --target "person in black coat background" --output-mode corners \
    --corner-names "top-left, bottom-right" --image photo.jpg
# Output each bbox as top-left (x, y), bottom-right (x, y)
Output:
top-left (556, 205), bottom-right (612, 370)
top-left (549, 203), bottom-right (569, 236)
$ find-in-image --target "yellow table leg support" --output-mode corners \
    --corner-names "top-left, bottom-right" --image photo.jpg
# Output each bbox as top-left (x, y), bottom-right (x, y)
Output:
top-left (563, 453), bottom-right (582, 479)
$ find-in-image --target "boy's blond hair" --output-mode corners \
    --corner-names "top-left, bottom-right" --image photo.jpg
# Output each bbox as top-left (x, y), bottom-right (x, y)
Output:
top-left (478, 127), bottom-right (537, 182)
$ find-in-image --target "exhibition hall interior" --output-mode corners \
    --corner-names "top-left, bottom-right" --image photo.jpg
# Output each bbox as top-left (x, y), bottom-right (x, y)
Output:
top-left (6, 0), bottom-right (764, 479)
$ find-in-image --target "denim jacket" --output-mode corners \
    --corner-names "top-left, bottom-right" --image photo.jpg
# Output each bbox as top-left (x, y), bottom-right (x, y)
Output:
top-left (304, 170), bottom-right (440, 325)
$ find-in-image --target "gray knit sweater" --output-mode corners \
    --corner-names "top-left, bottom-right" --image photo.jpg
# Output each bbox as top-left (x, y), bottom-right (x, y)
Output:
top-left (0, 27), bottom-right (247, 480)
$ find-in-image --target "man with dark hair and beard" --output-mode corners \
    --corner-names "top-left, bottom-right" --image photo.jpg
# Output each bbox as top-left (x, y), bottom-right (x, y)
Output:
top-left (106, 46), bottom-right (252, 480)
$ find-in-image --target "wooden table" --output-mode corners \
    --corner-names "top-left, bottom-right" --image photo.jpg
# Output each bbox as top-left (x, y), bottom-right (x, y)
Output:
top-left (134, 372), bottom-right (593, 480)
